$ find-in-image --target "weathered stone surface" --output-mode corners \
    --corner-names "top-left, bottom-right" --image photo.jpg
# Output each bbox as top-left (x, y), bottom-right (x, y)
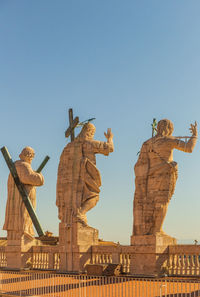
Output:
top-left (132, 119), bottom-right (197, 236)
top-left (130, 233), bottom-right (176, 276)
top-left (3, 147), bottom-right (44, 270)
top-left (56, 123), bottom-right (114, 227)
top-left (77, 223), bottom-right (99, 251)
top-left (86, 264), bottom-right (121, 276)
top-left (56, 123), bottom-right (114, 271)
top-left (86, 264), bottom-right (105, 275)
top-left (5, 234), bottom-right (43, 269)
top-left (3, 147), bottom-right (44, 240)
top-left (131, 233), bottom-right (176, 250)
top-left (130, 119), bottom-right (197, 276)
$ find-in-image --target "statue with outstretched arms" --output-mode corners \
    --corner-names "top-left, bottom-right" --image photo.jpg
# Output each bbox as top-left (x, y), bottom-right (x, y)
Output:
top-left (56, 123), bottom-right (114, 227)
top-left (133, 119), bottom-right (197, 236)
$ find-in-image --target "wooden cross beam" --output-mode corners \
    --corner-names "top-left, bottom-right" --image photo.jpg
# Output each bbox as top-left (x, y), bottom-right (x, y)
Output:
top-left (65, 108), bottom-right (79, 141)
top-left (1, 146), bottom-right (50, 237)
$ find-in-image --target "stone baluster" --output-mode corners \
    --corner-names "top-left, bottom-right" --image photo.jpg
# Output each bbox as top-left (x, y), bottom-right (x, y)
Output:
top-left (109, 253), bottom-right (112, 263)
top-left (172, 254), bottom-right (177, 275)
top-left (191, 255), bottom-right (195, 276)
top-left (42, 253), bottom-right (45, 269)
top-left (177, 255), bottom-right (181, 275)
top-left (195, 254), bottom-right (200, 276)
top-left (45, 253), bottom-right (49, 269)
top-left (54, 253), bottom-right (60, 270)
top-left (91, 253), bottom-right (95, 264)
top-left (39, 253), bottom-right (42, 269)
top-left (127, 254), bottom-right (131, 273)
top-left (36, 253), bottom-right (39, 269)
top-left (119, 253), bottom-right (122, 263)
top-left (124, 254), bottom-right (127, 273)
top-left (95, 253), bottom-right (99, 264)
top-left (105, 253), bottom-right (108, 263)
top-left (185, 255), bottom-right (191, 275)
top-left (32, 253), bottom-right (36, 269)
top-left (180, 254), bottom-right (185, 275)
top-left (167, 255), bottom-right (173, 276)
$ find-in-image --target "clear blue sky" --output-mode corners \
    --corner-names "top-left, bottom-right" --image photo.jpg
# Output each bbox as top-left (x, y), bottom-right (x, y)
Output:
top-left (0, 0), bottom-right (200, 244)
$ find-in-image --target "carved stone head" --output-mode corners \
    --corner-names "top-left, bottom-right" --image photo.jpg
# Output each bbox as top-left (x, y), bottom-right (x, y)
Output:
top-left (19, 146), bottom-right (35, 163)
top-left (77, 122), bottom-right (96, 140)
top-left (157, 119), bottom-right (174, 136)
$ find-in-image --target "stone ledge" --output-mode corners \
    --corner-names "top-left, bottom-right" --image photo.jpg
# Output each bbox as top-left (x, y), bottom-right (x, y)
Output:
top-left (131, 232), bottom-right (177, 248)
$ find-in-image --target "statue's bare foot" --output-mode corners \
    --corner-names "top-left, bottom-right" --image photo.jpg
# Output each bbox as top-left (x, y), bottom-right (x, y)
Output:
top-left (76, 210), bottom-right (88, 227)
top-left (152, 230), bottom-right (169, 237)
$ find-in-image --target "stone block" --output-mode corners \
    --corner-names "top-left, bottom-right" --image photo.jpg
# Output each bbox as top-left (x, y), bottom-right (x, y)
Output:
top-left (86, 264), bottom-right (122, 276)
top-left (77, 223), bottom-right (98, 252)
top-left (86, 264), bottom-right (105, 276)
top-left (130, 233), bottom-right (177, 276)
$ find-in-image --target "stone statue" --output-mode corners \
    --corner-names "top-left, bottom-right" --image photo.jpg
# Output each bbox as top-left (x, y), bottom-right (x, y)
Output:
top-left (3, 147), bottom-right (44, 240)
top-left (133, 119), bottom-right (197, 236)
top-left (56, 122), bottom-right (114, 226)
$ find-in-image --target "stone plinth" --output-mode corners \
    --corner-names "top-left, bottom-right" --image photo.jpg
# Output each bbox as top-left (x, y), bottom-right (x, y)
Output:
top-left (130, 233), bottom-right (177, 276)
top-left (77, 223), bottom-right (99, 251)
top-left (59, 222), bottom-right (99, 272)
top-left (6, 234), bottom-right (42, 270)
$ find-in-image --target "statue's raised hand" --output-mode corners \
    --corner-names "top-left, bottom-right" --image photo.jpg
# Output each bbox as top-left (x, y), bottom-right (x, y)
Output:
top-left (189, 121), bottom-right (197, 136)
top-left (104, 128), bottom-right (113, 140)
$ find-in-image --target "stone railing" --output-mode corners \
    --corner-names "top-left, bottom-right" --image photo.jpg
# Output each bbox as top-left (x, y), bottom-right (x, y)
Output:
top-left (32, 246), bottom-right (60, 270)
top-left (167, 245), bottom-right (200, 276)
top-left (91, 245), bottom-right (132, 273)
top-left (0, 245), bottom-right (60, 271)
top-left (1, 241), bottom-right (200, 276)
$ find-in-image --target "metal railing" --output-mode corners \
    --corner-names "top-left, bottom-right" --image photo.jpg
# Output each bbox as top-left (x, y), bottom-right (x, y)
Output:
top-left (0, 271), bottom-right (200, 296)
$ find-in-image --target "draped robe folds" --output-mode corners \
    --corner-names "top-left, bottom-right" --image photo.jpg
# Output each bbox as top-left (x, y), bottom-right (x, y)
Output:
top-left (56, 139), bottom-right (110, 224)
top-left (133, 135), bottom-right (197, 236)
top-left (3, 160), bottom-right (44, 237)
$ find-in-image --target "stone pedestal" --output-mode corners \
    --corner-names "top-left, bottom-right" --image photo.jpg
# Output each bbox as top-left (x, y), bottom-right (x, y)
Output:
top-left (59, 222), bottom-right (99, 272)
top-left (130, 233), bottom-right (177, 276)
top-left (77, 223), bottom-right (99, 249)
top-left (6, 234), bottom-right (41, 270)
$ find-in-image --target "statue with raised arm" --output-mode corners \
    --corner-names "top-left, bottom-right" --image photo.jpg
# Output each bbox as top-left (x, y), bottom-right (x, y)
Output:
top-left (3, 147), bottom-right (44, 240)
top-left (56, 122), bottom-right (114, 226)
top-left (133, 119), bottom-right (197, 236)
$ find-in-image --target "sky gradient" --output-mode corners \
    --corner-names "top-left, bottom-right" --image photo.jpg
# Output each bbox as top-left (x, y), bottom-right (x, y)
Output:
top-left (0, 1), bottom-right (200, 244)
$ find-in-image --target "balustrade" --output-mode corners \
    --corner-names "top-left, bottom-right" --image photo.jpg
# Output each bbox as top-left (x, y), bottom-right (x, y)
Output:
top-left (0, 250), bottom-right (7, 268)
top-left (167, 246), bottom-right (200, 276)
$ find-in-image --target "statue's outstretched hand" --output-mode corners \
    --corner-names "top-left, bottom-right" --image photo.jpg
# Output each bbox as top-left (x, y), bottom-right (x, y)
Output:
top-left (104, 128), bottom-right (113, 140)
top-left (189, 121), bottom-right (197, 136)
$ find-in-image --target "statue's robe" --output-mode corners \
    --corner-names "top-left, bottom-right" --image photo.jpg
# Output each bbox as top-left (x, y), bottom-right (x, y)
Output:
top-left (133, 135), bottom-right (196, 236)
top-left (56, 138), bottom-right (111, 224)
top-left (3, 160), bottom-right (44, 238)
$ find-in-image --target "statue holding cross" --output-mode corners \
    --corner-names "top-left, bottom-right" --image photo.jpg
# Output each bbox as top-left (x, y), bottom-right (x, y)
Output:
top-left (3, 146), bottom-right (45, 240)
top-left (56, 109), bottom-right (114, 227)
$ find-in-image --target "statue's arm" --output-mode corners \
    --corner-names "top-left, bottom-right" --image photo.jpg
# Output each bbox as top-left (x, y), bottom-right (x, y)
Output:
top-left (92, 128), bottom-right (114, 155)
top-left (104, 128), bottom-right (114, 153)
top-left (172, 122), bottom-right (197, 153)
top-left (16, 162), bottom-right (44, 186)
